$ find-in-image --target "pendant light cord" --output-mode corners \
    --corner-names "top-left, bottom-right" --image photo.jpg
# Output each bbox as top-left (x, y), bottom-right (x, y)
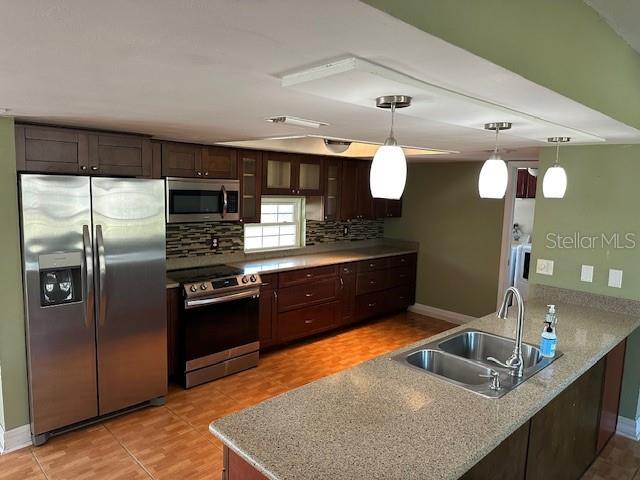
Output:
top-left (494, 127), bottom-right (499, 154)
top-left (390, 102), bottom-right (396, 140)
top-left (554, 140), bottom-right (560, 166)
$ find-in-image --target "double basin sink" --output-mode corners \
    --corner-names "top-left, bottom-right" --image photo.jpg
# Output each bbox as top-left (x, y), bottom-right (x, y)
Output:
top-left (394, 329), bottom-right (562, 398)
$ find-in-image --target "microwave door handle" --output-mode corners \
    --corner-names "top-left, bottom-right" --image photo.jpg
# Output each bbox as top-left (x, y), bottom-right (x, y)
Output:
top-left (96, 225), bottom-right (107, 326)
top-left (82, 225), bottom-right (94, 330)
top-left (221, 185), bottom-right (228, 219)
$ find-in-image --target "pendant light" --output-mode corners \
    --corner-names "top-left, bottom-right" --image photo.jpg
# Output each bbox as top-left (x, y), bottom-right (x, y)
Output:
top-left (478, 122), bottom-right (511, 199)
top-left (542, 137), bottom-right (569, 199)
top-left (370, 95), bottom-right (411, 200)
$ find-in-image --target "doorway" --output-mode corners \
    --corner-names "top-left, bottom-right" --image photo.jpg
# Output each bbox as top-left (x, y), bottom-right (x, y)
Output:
top-left (496, 161), bottom-right (538, 308)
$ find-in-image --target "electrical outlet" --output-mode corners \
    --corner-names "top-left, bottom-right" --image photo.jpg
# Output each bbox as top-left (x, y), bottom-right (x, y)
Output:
top-left (580, 265), bottom-right (594, 283)
top-left (536, 259), bottom-right (554, 276)
top-left (608, 269), bottom-right (623, 288)
top-left (343, 225), bottom-right (350, 236)
top-left (210, 236), bottom-right (219, 250)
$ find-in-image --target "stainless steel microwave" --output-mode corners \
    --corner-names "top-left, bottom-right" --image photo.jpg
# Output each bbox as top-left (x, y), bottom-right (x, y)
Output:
top-left (166, 177), bottom-right (240, 223)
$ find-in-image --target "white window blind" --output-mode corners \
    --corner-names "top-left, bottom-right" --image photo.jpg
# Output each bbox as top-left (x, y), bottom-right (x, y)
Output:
top-left (244, 198), bottom-right (305, 252)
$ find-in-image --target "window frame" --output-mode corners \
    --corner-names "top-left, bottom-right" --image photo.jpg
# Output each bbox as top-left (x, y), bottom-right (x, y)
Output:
top-left (243, 196), bottom-right (306, 253)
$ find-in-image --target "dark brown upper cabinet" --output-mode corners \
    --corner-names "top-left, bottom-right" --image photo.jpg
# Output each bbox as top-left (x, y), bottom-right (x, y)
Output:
top-left (354, 160), bottom-right (375, 219)
top-left (15, 125), bottom-right (90, 174)
top-left (323, 158), bottom-right (341, 221)
top-left (339, 159), bottom-right (375, 220)
top-left (238, 150), bottom-right (262, 224)
top-left (374, 198), bottom-right (403, 218)
top-left (15, 125), bottom-right (152, 177)
top-left (87, 132), bottom-right (152, 177)
top-left (161, 142), bottom-right (237, 179)
top-left (262, 152), bottom-right (323, 196)
top-left (516, 168), bottom-right (537, 199)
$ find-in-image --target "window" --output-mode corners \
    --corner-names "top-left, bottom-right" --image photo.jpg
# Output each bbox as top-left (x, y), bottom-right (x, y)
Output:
top-left (244, 198), bottom-right (305, 252)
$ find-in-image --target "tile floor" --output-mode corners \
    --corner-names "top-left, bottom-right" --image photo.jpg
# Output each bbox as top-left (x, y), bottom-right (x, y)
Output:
top-left (0, 311), bottom-right (455, 480)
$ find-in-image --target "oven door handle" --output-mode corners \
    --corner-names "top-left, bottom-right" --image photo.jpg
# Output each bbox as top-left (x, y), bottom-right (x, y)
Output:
top-left (221, 185), bottom-right (228, 219)
top-left (184, 288), bottom-right (260, 309)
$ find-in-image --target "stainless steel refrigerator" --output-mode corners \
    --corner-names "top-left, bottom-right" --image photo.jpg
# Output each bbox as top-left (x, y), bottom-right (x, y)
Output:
top-left (19, 174), bottom-right (167, 445)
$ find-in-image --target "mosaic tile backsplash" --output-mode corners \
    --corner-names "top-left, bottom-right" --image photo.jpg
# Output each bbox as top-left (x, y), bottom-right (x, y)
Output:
top-left (166, 219), bottom-right (384, 259)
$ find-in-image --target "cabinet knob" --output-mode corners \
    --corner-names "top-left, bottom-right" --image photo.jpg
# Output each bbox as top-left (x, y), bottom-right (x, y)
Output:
top-left (80, 165), bottom-right (88, 171)
top-left (197, 171), bottom-right (202, 176)
top-left (304, 319), bottom-right (314, 324)
top-left (204, 171), bottom-right (209, 176)
top-left (90, 166), bottom-right (98, 171)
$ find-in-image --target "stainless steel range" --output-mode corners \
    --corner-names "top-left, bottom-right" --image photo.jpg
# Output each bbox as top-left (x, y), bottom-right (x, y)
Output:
top-left (170, 265), bottom-right (262, 388)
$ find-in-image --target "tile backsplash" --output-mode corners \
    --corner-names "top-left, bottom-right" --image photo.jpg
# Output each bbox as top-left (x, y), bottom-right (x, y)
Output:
top-left (166, 219), bottom-right (384, 259)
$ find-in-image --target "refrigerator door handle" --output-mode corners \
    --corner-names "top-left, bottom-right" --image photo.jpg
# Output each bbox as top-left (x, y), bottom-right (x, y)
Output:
top-left (221, 185), bottom-right (228, 219)
top-left (82, 225), bottom-right (94, 330)
top-left (96, 224), bottom-right (107, 326)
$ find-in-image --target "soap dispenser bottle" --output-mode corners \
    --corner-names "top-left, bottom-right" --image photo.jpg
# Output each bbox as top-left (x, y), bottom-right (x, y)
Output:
top-left (540, 304), bottom-right (558, 358)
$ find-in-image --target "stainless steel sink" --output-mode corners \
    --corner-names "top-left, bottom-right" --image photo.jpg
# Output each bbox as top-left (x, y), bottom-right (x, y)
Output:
top-left (438, 330), bottom-right (544, 371)
top-left (395, 329), bottom-right (562, 398)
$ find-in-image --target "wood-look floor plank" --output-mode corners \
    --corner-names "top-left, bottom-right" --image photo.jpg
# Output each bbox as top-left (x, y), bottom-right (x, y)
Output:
top-left (5, 312), bottom-right (454, 480)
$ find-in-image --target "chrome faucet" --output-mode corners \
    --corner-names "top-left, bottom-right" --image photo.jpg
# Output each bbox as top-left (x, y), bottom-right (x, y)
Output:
top-left (487, 287), bottom-right (525, 378)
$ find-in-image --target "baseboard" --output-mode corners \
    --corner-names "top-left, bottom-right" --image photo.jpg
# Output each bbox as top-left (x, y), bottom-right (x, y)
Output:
top-left (0, 423), bottom-right (32, 454)
top-left (617, 415), bottom-right (640, 441)
top-left (408, 303), bottom-right (477, 325)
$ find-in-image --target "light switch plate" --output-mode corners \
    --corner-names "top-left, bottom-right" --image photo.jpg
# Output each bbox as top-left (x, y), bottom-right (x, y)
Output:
top-left (581, 265), bottom-right (594, 283)
top-left (536, 259), bottom-right (554, 276)
top-left (608, 269), bottom-right (623, 288)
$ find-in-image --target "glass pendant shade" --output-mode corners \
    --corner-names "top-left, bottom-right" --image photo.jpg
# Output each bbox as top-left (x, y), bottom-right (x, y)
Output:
top-left (370, 143), bottom-right (407, 200)
top-left (478, 153), bottom-right (508, 199)
top-left (542, 165), bottom-right (567, 198)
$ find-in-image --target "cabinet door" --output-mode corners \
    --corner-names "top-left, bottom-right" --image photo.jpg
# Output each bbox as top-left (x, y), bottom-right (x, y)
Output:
top-left (201, 146), bottom-right (238, 179)
top-left (15, 125), bottom-right (89, 174)
top-left (263, 151), bottom-right (296, 195)
top-left (355, 161), bottom-right (374, 219)
top-left (386, 199), bottom-right (402, 217)
top-left (339, 264), bottom-right (357, 324)
top-left (239, 150), bottom-right (262, 224)
top-left (259, 274), bottom-right (277, 348)
top-left (516, 169), bottom-right (528, 198)
top-left (597, 340), bottom-right (626, 453)
top-left (297, 155), bottom-right (323, 195)
top-left (88, 133), bottom-right (152, 177)
top-left (526, 358), bottom-right (605, 480)
top-left (526, 171), bottom-right (537, 198)
top-left (324, 158), bottom-right (341, 221)
top-left (161, 142), bottom-right (202, 178)
top-left (339, 160), bottom-right (358, 220)
top-left (460, 422), bottom-right (530, 480)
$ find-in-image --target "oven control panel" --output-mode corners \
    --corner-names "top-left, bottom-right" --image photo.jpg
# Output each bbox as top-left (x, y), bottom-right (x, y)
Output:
top-left (183, 274), bottom-right (262, 299)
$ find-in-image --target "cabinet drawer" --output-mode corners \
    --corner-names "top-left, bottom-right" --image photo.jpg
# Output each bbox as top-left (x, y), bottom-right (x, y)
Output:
top-left (277, 302), bottom-right (339, 342)
top-left (278, 278), bottom-right (337, 312)
top-left (387, 266), bottom-right (414, 289)
top-left (387, 285), bottom-right (413, 311)
top-left (357, 257), bottom-right (389, 273)
top-left (279, 265), bottom-right (337, 287)
top-left (355, 292), bottom-right (387, 320)
top-left (388, 253), bottom-right (417, 268)
top-left (356, 270), bottom-right (389, 295)
top-left (340, 262), bottom-right (357, 276)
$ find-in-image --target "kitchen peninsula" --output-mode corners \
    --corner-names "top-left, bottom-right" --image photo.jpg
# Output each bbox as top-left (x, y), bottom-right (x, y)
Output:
top-left (210, 289), bottom-right (639, 480)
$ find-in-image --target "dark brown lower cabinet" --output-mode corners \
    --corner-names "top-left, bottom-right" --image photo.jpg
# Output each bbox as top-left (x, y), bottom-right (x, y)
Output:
top-left (259, 274), bottom-right (277, 349)
top-left (597, 340), bottom-right (626, 453)
top-left (460, 422), bottom-right (530, 480)
top-left (218, 337), bottom-right (627, 480)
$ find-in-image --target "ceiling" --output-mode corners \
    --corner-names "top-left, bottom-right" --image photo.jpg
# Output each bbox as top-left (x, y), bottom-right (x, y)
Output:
top-left (1, 0), bottom-right (639, 162)
top-left (586, 0), bottom-right (640, 54)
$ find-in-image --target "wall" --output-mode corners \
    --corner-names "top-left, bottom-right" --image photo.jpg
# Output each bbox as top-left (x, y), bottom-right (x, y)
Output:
top-left (385, 162), bottom-right (504, 317)
top-left (166, 219), bottom-right (384, 259)
top-left (530, 144), bottom-right (640, 421)
top-left (513, 198), bottom-right (536, 237)
top-left (362, 0), bottom-right (640, 131)
top-left (0, 117), bottom-right (29, 431)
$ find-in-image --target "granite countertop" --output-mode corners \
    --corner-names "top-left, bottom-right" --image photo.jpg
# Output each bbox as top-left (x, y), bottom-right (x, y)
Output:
top-left (209, 298), bottom-right (640, 480)
top-left (165, 244), bottom-right (417, 288)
